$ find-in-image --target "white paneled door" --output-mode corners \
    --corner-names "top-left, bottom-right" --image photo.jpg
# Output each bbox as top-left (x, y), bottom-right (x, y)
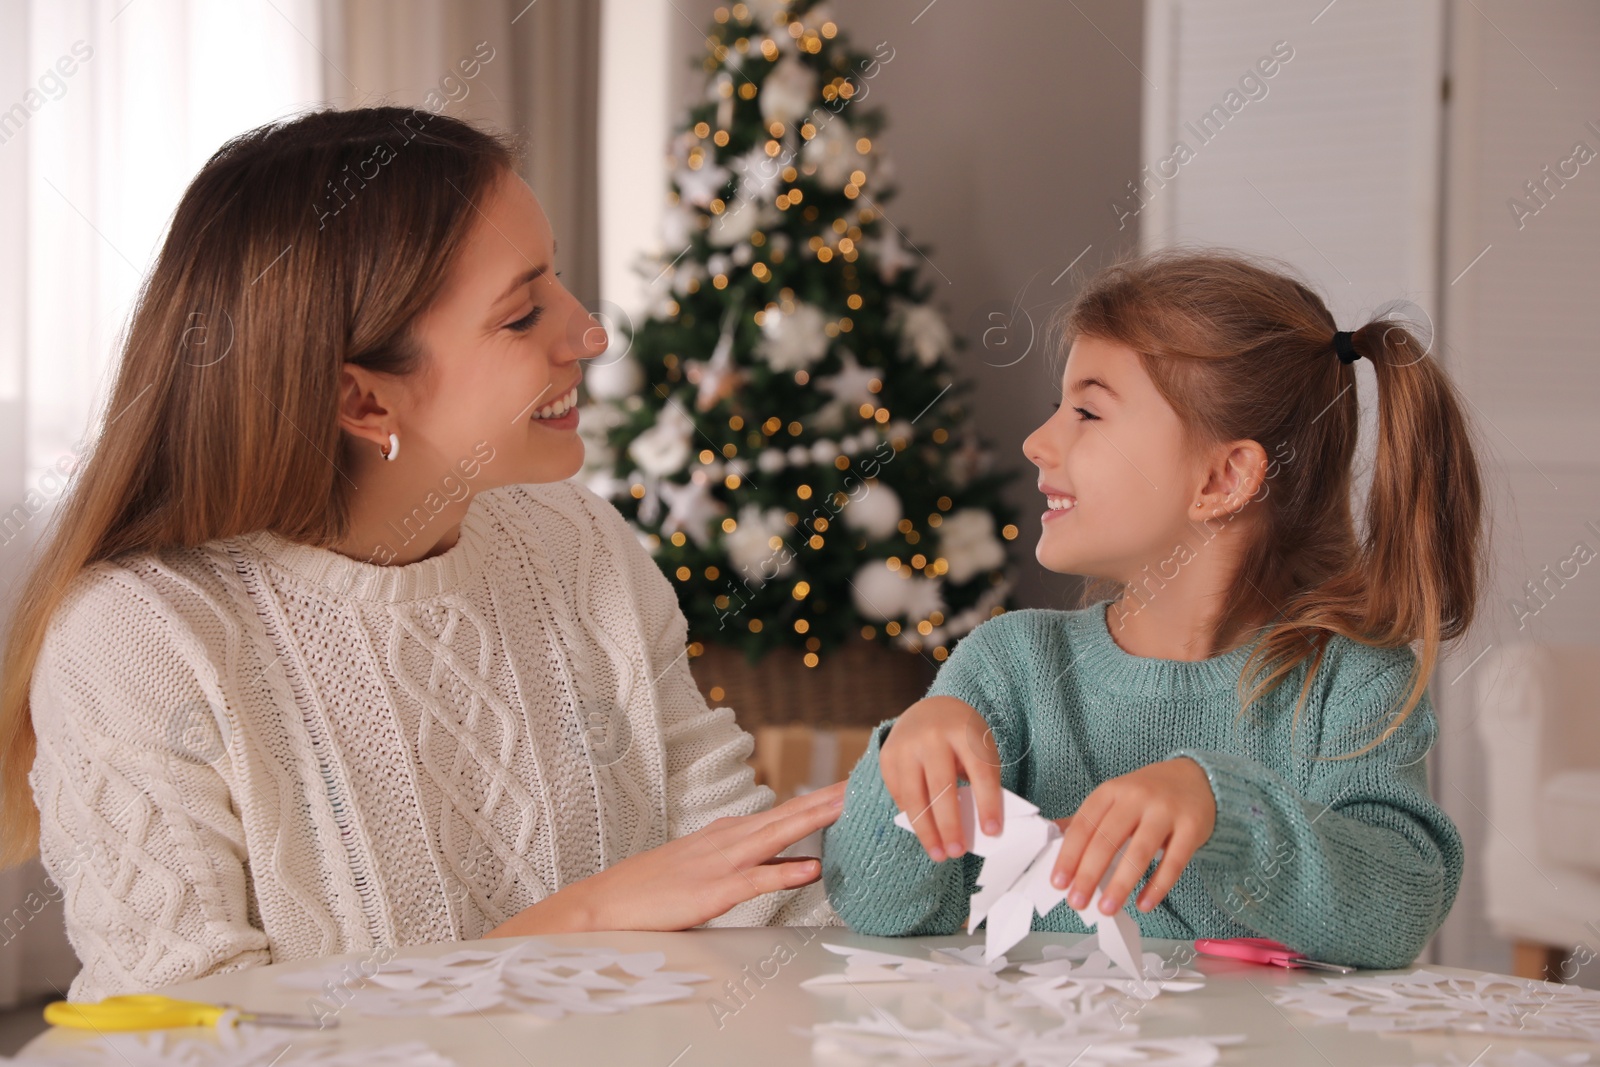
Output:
top-left (1144, 0), bottom-right (1600, 979)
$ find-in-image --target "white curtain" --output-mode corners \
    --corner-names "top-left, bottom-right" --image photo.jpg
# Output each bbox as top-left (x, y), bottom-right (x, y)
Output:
top-left (0, 0), bottom-right (323, 1006)
top-left (320, 0), bottom-right (604, 308)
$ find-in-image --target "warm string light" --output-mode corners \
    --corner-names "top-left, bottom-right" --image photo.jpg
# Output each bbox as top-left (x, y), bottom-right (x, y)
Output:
top-left (638, 11), bottom-right (1016, 665)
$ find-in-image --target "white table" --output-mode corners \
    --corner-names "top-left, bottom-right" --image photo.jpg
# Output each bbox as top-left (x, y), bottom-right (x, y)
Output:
top-left (20, 929), bottom-right (1596, 1064)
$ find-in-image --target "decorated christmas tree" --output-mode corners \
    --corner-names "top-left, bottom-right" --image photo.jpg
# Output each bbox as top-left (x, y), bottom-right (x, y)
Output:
top-left (581, 0), bottom-right (1017, 672)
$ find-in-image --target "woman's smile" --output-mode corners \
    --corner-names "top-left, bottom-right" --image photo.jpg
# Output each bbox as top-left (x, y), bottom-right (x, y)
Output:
top-left (529, 382), bottom-right (581, 431)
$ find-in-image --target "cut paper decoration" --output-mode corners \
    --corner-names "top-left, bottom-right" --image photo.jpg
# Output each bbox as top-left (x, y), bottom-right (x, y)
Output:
top-left (801, 940), bottom-right (1204, 1019)
top-left (1272, 968), bottom-right (1600, 1043)
top-left (278, 939), bottom-right (708, 1019)
top-left (807, 1003), bottom-right (1245, 1067)
top-left (0, 1031), bottom-right (454, 1067)
top-left (893, 784), bottom-right (1148, 975)
top-left (800, 942), bottom-right (1008, 993)
top-left (1016, 943), bottom-right (1205, 1010)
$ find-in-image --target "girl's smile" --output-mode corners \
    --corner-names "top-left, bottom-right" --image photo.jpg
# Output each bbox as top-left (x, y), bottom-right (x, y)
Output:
top-left (1039, 484), bottom-right (1077, 523)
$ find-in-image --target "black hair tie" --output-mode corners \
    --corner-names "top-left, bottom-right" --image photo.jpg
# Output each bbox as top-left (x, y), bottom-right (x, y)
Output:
top-left (1332, 330), bottom-right (1361, 364)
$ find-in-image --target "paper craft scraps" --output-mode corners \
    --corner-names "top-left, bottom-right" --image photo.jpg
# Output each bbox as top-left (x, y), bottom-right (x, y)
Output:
top-left (278, 938), bottom-right (707, 1019)
top-left (1272, 968), bottom-right (1600, 1043)
top-left (808, 1003), bottom-right (1244, 1067)
top-left (800, 942), bottom-right (1008, 992)
top-left (1016, 942), bottom-right (1204, 1011)
top-left (893, 784), bottom-right (1146, 974)
top-left (801, 940), bottom-right (1204, 1019)
top-left (0, 1031), bottom-right (453, 1067)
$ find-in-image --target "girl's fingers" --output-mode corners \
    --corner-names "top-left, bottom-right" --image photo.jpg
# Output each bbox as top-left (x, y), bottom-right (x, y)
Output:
top-left (925, 758), bottom-right (968, 859)
top-left (962, 730), bottom-right (1005, 838)
top-left (1137, 829), bottom-right (1201, 911)
top-left (1063, 806), bottom-right (1139, 910)
top-left (895, 768), bottom-right (944, 861)
top-left (1051, 792), bottom-right (1111, 889)
top-left (1096, 818), bottom-right (1169, 914)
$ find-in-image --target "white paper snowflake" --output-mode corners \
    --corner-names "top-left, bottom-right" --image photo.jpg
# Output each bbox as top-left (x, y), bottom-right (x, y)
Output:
top-left (1273, 968), bottom-right (1600, 1043)
top-left (801, 942), bottom-right (1010, 993)
top-left (278, 939), bottom-right (707, 1019)
top-left (1015, 942), bottom-right (1205, 1012)
top-left (801, 940), bottom-right (1203, 1018)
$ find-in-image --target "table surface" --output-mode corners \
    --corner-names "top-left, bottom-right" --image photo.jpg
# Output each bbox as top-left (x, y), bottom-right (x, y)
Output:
top-left (21, 929), bottom-right (1597, 1064)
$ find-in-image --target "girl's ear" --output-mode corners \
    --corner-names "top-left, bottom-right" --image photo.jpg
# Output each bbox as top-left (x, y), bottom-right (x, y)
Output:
top-left (1195, 438), bottom-right (1270, 517)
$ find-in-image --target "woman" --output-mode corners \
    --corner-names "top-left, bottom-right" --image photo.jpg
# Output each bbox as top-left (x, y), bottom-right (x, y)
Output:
top-left (0, 107), bottom-right (841, 1001)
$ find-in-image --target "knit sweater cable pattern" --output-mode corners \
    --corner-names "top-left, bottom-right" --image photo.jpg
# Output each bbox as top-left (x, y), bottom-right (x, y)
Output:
top-left (820, 603), bottom-right (1463, 969)
top-left (29, 481), bottom-right (830, 1002)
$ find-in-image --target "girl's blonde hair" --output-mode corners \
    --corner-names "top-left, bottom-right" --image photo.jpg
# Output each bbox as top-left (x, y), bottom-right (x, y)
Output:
top-left (0, 107), bottom-right (518, 866)
top-left (1058, 247), bottom-right (1486, 758)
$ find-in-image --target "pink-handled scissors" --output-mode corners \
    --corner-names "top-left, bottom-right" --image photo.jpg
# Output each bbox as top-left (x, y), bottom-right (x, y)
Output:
top-left (1194, 937), bottom-right (1356, 973)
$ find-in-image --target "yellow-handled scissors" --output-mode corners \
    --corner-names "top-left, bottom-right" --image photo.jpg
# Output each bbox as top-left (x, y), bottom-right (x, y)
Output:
top-left (44, 994), bottom-right (328, 1031)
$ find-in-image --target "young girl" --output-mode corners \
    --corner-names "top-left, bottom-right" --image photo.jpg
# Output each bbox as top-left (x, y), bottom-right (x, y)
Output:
top-left (821, 249), bottom-right (1484, 970)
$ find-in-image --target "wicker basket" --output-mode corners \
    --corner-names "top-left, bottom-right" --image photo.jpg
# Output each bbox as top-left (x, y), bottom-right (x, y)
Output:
top-left (691, 638), bottom-right (935, 729)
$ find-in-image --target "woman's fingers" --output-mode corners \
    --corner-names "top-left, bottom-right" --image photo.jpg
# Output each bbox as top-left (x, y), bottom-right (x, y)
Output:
top-left (741, 785), bottom-right (847, 859)
top-left (739, 856), bottom-right (823, 897)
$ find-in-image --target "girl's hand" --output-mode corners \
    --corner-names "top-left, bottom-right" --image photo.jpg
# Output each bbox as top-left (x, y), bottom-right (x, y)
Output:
top-left (880, 696), bottom-right (1005, 862)
top-left (1050, 757), bottom-right (1216, 914)
top-left (486, 781), bottom-right (846, 936)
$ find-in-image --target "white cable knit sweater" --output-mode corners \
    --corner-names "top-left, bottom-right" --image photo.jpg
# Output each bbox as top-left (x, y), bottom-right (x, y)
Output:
top-left (28, 479), bottom-right (834, 1001)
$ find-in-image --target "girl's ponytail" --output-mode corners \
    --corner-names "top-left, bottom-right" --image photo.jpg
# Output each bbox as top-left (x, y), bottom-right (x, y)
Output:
top-left (1359, 321), bottom-right (1484, 645)
top-left (1340, 320), bottom-right (1486, 747)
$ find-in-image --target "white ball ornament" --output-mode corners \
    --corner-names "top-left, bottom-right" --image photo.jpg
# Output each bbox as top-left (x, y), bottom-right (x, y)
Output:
top-left (850, 561), bottom-right (907, 621)
top-left (939, 508), bottom-right (1008, 584)
top-left (841, 480), bottom-right (902, 540)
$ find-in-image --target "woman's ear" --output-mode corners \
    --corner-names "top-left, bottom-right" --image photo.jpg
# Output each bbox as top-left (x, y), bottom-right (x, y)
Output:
top-left (337, 364), bottom-right (396, 451)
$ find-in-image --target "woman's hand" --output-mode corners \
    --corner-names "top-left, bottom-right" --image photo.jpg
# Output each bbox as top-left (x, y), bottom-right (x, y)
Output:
top-left (1049, 757), bottom-right (1216, 915)
top-left (486, 780), bottom-right (846, 937)
top-left (879, 696), bottom-right (1006, 862)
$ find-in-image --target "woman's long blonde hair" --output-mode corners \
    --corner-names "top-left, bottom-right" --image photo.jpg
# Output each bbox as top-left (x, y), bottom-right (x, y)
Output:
top-left (1060, 248), bottom-right (1487, 758)
top-left (1, 107), bottom-right (518, 865)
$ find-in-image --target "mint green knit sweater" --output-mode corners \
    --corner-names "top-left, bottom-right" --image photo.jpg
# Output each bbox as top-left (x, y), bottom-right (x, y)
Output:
top-left (821, 601), bottom-right (1463, 969)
